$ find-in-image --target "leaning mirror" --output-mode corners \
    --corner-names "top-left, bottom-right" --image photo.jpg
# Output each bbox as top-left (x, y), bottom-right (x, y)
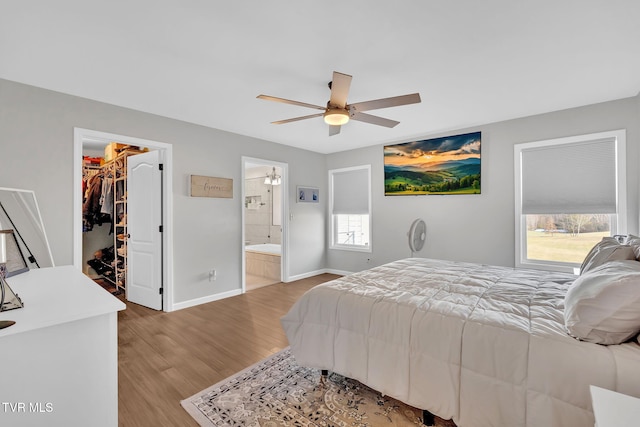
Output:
top-left (0, 187), bottom-right (54, 273)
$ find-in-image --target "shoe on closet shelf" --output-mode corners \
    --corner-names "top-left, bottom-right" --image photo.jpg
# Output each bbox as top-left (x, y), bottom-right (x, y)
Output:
top-left (117, 247), bottom-right (127, 257)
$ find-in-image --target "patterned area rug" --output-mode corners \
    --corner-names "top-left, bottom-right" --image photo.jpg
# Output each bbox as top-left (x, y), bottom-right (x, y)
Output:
top-left (181, 347), bottom-right (456, 427)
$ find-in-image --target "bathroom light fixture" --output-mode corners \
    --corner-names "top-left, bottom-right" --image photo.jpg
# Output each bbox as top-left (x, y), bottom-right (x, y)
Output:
top-left (264, 167), bottom-right (281, 186)
top-left (323, 109), bottom-right (350, 126)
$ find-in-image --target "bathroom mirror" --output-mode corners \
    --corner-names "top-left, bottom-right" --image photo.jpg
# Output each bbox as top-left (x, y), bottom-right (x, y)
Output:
top-left (0, 187), bottom-right (54, 272)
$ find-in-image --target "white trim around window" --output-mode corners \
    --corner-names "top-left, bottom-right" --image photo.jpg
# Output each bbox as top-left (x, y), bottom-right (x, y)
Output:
top-left (329, 165), bottom-right (372, 252)
top-left (514, 129), bottom-right (627, 273)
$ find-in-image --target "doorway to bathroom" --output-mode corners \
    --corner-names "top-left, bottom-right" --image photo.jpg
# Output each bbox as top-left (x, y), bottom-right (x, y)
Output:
top-left (242, 157), bottom-right (289, 292)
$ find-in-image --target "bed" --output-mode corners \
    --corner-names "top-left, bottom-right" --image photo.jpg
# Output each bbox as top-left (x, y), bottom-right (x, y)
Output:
top-left (281, 256), bottom-right (640, 427)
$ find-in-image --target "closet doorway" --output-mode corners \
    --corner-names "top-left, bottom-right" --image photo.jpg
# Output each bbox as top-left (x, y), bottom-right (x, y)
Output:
top-left (242, 157), bottom-right (289, 292)
top-left (73, 128), bottom-right (174, 311)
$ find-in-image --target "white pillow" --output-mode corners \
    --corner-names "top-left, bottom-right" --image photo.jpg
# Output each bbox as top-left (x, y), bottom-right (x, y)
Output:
top-left (565, 260), bottom-right (640, 345)
top-left (580, 237), bottom-right (636, 275)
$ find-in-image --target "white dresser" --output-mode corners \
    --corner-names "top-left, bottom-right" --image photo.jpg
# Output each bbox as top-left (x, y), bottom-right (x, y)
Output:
top-left (0, 266), bottom-right (126, 427)
top-left (591, 385), bottom-right (640, 427)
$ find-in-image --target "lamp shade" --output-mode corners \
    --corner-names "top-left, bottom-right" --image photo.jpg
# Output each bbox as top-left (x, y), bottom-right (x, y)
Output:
top-left (264, 167), bottom-right (281, 186)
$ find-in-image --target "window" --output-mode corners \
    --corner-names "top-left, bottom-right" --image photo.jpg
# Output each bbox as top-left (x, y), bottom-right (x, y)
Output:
top-left (329, 165), bottom-right (371, 252)
top-left (514, 130), bottom-right (626, 273)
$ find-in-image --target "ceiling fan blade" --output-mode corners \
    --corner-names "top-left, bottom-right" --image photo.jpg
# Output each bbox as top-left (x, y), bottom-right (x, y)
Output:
top-left (329, 125), bottom-right (341, 136)
top-left (271, 113), bottom-right (323, 125)
top-left (328, 72), bottom-right (352, 108)
top-left (349, 93), bottom-right (421, 112)
top-left (257, 95), bottom-right (325, 111)
top-left (350, 112), bottom-right (400, 128)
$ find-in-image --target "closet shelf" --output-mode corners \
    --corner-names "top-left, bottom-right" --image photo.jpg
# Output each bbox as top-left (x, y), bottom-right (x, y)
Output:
top-left (101, 149), bottom-right (135, 292)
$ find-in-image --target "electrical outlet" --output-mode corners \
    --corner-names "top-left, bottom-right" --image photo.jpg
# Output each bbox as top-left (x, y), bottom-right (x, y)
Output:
top-left (209, 269), bottom-right (217, 281)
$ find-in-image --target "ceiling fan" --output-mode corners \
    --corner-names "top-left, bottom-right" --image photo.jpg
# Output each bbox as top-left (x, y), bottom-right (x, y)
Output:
top-left (257, 71), bottom-right (421, 136)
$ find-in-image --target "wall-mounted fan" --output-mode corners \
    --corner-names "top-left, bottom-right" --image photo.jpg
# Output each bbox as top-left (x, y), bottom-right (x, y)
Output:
top-left (257, 71), bottom-right (421, 136)
top-left (408, 218), bottom-right (426, 256)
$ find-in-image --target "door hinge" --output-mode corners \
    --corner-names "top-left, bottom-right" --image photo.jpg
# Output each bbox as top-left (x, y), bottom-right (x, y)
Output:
top-left (159, 225), bottom-right (163, 232)
top-left (159, 287), bottom-right (163, 295)
top-left (159, 163), bottom-right (164, 171)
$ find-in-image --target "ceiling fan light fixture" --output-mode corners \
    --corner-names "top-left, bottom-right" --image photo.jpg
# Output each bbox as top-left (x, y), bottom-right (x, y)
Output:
top-left (323, 109), bottom-right (349, 126)
top-left (258, 71), bottom-right (421, 135)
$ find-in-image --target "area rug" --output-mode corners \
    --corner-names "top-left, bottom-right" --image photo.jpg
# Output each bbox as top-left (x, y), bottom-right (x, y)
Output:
top-left (181, 347), bottom-right (456, 427)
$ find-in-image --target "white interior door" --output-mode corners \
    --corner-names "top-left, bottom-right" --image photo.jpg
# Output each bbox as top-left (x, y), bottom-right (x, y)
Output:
top-left (127, 150), bottom-right (163, 310)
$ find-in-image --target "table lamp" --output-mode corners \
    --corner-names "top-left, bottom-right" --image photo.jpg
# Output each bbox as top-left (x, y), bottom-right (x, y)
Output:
top-left (0, 232), bottom-right (16, 329)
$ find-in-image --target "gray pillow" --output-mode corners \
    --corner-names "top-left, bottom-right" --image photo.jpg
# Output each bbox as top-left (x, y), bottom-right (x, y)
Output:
top-left (565, 260), bottom-right (640, 345)
top-left (580, 237), bottom-right (636, 275)
top-left (624, 235), bottom-right (640, 259)
top-left (624, 234), bottom-right (640, 246)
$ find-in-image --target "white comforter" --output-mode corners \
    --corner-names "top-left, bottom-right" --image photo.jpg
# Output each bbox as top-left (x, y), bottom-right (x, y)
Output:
top-left (281, 258), bottom-right (640, 427)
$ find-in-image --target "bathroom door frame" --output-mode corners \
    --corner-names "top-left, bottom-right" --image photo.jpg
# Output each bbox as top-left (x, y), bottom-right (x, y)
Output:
top-left (241, 157), bottom-right (289, 293)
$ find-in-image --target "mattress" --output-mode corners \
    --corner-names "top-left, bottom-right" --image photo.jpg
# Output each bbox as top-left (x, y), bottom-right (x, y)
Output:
top-left (281, 258), bottom-right (640, 427)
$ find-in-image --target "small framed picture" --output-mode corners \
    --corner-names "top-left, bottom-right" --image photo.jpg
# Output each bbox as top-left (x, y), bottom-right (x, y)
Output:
top-left (297, 186), bottom-right (319, 203)
top-left (0, 229), bottom-right (29, 277)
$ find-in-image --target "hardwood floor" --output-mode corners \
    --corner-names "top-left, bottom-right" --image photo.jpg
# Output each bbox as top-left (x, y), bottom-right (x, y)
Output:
top-left (245, 273), bottom-right (279, 291)
top-left (117, 273), bottom-right (340, 426)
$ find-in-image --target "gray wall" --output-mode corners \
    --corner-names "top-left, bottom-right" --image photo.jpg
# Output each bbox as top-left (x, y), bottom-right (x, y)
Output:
top-left (326, 95), bottom-right (640, 273)
top-left (0, 78), bottom-right (326, 305)
top-left (2, 77), bottom-right (637, 303)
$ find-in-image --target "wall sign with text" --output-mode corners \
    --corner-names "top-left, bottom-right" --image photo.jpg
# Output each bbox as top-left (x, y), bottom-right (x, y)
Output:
top-left (190, 175), bottom-right (233, 198)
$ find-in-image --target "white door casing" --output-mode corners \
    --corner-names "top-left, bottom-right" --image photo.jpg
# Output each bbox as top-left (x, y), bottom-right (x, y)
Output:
top-left (73, 127), bottom-right (173, 311)
top-left (127, 150), bottom-right (163, 310)
top-left (241, 157), bottom-right (289, 292)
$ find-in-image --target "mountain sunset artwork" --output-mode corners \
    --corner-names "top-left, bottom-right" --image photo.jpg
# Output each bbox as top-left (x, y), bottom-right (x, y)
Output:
top-left (384, 132), bottom-right (481, 195)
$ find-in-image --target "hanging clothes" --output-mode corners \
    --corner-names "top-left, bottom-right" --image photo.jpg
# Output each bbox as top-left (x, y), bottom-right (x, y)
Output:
top-left (83, 172), bottom-right (111, 231)
top-left (100, 175), bottom-right (114, 217)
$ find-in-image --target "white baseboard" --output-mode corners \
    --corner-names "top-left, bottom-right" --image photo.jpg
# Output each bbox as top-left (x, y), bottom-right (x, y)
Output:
top-left (171, 288), bottom-right (243, 311)
top-left (171, 269), bottom-right (354, 310)
top-left (325, 268), bottom-right (353, 276)
top-left (286, 268), bottom-right (352, 282)
top-left (286, 269), bottom-right (327, 282)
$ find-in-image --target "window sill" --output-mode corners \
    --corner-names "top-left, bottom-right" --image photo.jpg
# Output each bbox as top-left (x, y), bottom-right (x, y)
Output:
top-left (330, 244), bottom-right (372, 253)
top-left (516, 259), bottom-right (579, 275)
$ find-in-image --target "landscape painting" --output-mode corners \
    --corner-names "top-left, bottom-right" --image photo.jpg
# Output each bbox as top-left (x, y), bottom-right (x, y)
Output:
top-left (384, 131), bottom-right (481, 195)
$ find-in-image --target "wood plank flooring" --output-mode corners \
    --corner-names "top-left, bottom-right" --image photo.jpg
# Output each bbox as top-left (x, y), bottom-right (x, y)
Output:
top-left (118, 273), bottom-right (340, 427)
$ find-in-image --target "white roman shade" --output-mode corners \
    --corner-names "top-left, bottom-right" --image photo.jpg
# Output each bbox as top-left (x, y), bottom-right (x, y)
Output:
top-left (331, 166), bottom-right (370, 215)
top-left (521, 138), bottom-right (617, 214)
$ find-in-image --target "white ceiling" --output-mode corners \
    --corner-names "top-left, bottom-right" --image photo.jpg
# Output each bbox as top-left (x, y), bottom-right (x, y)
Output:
top-left (1, 1), bottom-right (639, 154)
